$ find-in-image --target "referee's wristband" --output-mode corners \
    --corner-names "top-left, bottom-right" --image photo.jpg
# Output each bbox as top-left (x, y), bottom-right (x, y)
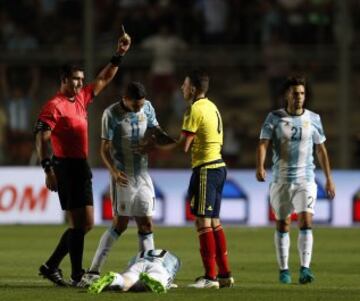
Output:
top-left (110, 54), bottom-right (123, 66)
top-left (40, 158), bottom-right (53, 173)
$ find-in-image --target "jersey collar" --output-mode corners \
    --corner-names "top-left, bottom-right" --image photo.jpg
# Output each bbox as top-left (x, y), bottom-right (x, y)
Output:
top-left (285, 108), bottom-right (305, 116)
top-left (192, 97), bottom-right (207, 104)
top-left (120, 99), bottom-right (132, 112)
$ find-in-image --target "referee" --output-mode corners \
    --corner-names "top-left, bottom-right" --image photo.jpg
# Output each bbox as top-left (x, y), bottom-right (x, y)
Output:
top-left (34, 28), bottom-right (131, 287)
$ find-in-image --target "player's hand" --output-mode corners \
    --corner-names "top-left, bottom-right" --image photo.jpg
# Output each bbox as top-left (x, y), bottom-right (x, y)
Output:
top-left (325, 178), bottom-right (335, 200)
top-left (256, 167), bottom-right (266, 182)
top-left (45, 170), bottom-right (58, 192)
top-left (112, 169), bottom-right (129, 187)
top-left (117, 25), bottom-right (131, 55)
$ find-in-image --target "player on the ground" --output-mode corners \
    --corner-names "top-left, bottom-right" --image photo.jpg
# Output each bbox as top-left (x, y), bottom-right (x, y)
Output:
top-left (34, 26), bottom-right (131, 286)
top-left (79, 82), bottom-right (175, 287)
top-left (88, 249), bottom-right (180, 294)
top-left (256, 76), bottom-right (335, 284)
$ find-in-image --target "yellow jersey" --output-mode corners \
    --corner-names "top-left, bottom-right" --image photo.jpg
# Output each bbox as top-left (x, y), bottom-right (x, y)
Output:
top-left (182, 97), bottom-right (225, 168)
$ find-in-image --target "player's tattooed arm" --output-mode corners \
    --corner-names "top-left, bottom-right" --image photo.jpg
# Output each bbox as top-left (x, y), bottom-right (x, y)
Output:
top-left (151, 126), bottom-right (177, 145)
top-left (134, 127), bottom-right (177, 154)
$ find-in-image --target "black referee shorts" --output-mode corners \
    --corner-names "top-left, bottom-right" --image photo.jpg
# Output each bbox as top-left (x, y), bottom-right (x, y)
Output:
top-left (52, 156), bottom-right (94, 210)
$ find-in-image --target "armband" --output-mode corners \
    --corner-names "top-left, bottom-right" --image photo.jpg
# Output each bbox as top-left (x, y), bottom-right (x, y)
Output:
top-left (34, 120), bottom-right (51, 134)
top-left (110, 54), bottom-right (123, 66)
top-left (41, 158), bottom-right (53, 173)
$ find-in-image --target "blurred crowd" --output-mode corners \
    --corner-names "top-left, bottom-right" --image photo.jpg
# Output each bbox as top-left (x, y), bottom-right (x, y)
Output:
top-left (0, 0), bottom-right (360, 168)
top-left (0, 0), bottom-right (354, 50)
top-left (0, 0), bottom-right (346, 50)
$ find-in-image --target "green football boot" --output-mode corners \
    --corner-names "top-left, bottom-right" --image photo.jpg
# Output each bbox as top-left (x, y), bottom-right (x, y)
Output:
top-left (279, 269), bottom-right (292, 284)
top-left (139, 272), bottom-right (166, 293)
top-left (88, 271), bottom-right (116, 294)
top-left (299, 267), bottom-right (315, 284)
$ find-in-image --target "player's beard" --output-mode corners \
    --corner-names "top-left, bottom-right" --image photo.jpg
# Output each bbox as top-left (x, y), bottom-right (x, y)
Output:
top-left (74, 86), bottom-right (82, 94)
top-left (66, 86), bottom-right (81, 99)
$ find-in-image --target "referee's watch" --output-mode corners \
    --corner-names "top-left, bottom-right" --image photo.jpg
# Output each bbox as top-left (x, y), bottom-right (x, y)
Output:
top-left (41, 158), bottom-right (53, 174)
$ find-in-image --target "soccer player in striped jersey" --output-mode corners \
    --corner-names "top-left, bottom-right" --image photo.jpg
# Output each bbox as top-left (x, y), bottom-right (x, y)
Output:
top-left (79, 82), bottom-right (175, 287)
top-left (256, 76), bottom-right (335, 284)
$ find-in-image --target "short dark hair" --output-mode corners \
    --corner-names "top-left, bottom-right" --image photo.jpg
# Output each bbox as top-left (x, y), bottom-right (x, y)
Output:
top-left (282, 75), bottom-right (306, 94)
top-left (125, 81), bottom-right (146, 100)
top-left (187, 70), bottom-right (209, 94)
top-left (60, 64), bottom-right (84, 82)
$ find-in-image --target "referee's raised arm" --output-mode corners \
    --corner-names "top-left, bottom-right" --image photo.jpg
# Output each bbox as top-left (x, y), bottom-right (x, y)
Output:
top-left (92, 25), bottom-right (131, 96)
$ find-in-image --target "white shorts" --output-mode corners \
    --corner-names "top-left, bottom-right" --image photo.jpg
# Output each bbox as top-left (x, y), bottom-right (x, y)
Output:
top-left (122, 260), bottom-right (171, 289)
top-left (110, 173), bottom-right (155, 217)
top-left (269, 182), bottom-right (317, 220)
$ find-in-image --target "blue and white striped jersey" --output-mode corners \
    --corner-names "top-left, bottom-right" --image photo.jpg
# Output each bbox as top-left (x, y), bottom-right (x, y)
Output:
top-left (101, 100), bottom-right (159, 177)
top-left (129, 249), bottom-right (181, 279)
top-left (260, 109), bottom-right (326, 183)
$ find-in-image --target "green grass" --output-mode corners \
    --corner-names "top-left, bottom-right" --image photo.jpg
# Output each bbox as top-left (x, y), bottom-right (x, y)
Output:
top-left (0, 226), bottom-right (360, 301)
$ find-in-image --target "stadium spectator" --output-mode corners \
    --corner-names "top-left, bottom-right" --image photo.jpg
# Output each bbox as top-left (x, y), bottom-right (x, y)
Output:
top-left (34, 28), bottom-right (131, 287)
top-left (222, 113), bottom-right (243, 168)
top-left (79, 81), bottom-right (175, 287)
top-left (6, 23), bottom-right (39, 52)
top-left (0, 64), bottom-right (39, 165)
top-left (195, 0), bottom-right (229, 44)
top-left (0, 104), bottom-right (7, 164)
top-left (256, 76), bottom-right (335, 284)
top-left (0, 11), bottom-right (15, 48)
top-left (263, 31), bottom-right (292, 109)
top-left (260, 0), bottom-right (287, 45)
top-left (142, 24), bottom-right (187, 120)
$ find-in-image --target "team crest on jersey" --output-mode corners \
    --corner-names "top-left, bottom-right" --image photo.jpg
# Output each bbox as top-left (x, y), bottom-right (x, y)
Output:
top-left (138, 113), bottom-right (145, 122)
top-left (303, 121), bottom-right (310, 128)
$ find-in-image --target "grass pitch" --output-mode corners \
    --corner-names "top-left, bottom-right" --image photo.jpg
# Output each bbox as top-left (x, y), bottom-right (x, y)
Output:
top-left (0, 226), bottom-right (359, 301)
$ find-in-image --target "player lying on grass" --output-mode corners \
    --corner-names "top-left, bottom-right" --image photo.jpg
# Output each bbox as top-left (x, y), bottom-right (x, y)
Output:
top-left (88, 249), bottom-right (180, 294)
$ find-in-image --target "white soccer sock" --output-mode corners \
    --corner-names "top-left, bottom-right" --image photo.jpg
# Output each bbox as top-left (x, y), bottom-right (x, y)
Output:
top-left (89, 228), bottom-right (120, 273)
top-left (111, 272), bottom-right (125, 290)
top-left (298, 229), bottom-right (313, 268)
top-left (138, 232), bottom-right (154, 251)
top-left (274, 231), bottom-right (290, 270)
